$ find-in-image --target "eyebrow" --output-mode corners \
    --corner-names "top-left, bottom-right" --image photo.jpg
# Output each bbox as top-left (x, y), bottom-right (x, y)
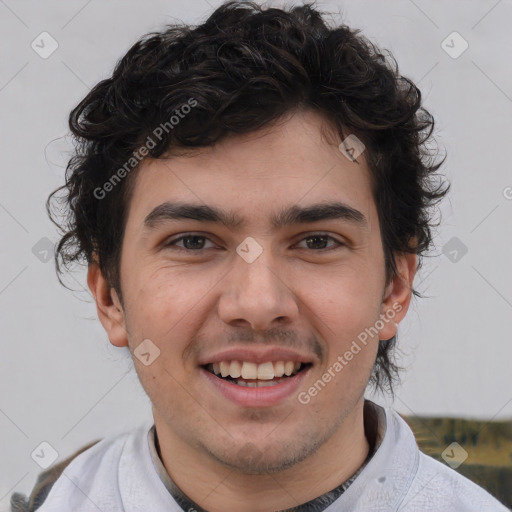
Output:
top-left (143, 201), bottom-right (367, 232)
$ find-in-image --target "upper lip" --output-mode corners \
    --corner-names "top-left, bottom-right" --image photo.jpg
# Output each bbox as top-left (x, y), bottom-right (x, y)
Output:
top-left (198, 347), bottom-right (316, 366)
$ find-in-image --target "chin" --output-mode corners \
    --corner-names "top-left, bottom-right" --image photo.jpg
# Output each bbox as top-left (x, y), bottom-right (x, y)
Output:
top-left (204, 433), bottom-right (326, 474)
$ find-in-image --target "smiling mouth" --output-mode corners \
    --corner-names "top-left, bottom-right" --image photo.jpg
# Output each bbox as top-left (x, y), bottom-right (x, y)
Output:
top-left (202, 361), bottom-right (312, 387)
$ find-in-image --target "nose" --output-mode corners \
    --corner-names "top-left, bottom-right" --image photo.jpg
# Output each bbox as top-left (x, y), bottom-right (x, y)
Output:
top-left (218, 245), bottom-right (299, 332)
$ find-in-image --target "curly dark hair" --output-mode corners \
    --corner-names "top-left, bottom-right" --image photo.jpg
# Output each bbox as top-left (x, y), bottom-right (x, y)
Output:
top-left (47, 0), bottom-right (448, 394)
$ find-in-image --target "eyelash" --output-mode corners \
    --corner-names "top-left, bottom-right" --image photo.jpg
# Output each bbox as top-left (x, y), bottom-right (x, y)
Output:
top-left (164, 233), bottom-right (345, 252)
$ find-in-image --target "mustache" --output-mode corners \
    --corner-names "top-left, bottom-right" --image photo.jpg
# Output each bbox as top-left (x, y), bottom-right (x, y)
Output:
top-left (209, 327), bottom-right (324, 360)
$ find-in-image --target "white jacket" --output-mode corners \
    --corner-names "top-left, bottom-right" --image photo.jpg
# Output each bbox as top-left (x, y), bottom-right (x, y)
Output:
top-left (36, 404), bottom-right (509, 512)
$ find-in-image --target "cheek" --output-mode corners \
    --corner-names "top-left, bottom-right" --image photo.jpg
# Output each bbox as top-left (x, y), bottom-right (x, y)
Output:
top-left (298, 265), bottom-right (383, 387)
top-left (122, 271), bottom-right (203, 414)
top-left (122, 267), bottom-right (201, 360)
top-left (302, 265), bottom-right (384, 336)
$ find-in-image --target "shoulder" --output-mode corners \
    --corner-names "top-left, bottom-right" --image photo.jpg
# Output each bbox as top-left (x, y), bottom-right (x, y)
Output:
top-left (10, 439), bottom-right (101, 512)
top-left (401, 444), bottom-right (509, 511)
top-left (356, 405), bottom-right (509, 512)
top-left (10, 425), bottom-right (150, 512)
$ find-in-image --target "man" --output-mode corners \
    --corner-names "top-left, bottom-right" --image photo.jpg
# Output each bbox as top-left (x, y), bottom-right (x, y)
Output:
top-left (11, 1), bottom-right (508, 510)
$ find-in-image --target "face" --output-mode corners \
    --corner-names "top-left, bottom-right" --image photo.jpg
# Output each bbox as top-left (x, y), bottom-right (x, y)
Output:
top-left (89, 109), bottom-right (414, 474)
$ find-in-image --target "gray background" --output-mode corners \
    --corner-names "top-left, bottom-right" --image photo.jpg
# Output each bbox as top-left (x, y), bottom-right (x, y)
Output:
top-left (1, 0), bottom-right (511, 506)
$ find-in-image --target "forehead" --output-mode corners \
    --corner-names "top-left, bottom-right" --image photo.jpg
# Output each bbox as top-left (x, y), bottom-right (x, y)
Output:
top-left (125, 110), bottom-right (376, 230)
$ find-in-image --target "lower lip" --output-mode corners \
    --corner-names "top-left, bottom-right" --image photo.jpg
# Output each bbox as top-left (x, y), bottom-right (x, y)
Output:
top-left (200, 366), bottom-right (311, 407)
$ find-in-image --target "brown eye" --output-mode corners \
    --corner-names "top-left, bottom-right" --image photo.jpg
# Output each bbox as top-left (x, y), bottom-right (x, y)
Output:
top-left (165, 235), bottom-right (215, 251)
top-left (296, 234), bottom-right (344, 251)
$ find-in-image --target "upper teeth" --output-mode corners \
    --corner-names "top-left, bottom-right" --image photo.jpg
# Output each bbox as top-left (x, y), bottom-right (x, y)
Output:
top-left (211, 361), bottom-right (302, 380)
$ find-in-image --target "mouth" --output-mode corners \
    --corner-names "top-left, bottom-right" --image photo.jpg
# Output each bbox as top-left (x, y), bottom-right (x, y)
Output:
top-left (198, 347), bottom-right (316, 407)
top-left (199, 357), bottom-right (313, 407)
top-left (202, 360), bottom-right (313, 388)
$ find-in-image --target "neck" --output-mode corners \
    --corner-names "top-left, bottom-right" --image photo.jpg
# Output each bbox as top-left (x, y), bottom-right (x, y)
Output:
top-left (154, 398), bottom-right (371, 512)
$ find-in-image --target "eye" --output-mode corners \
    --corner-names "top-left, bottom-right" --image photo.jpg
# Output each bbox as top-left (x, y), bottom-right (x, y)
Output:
top-left (164, 234), bottom-right (217, 251)
top-left (295, 233), bottom-right (344, 251)
top-left (163, 232), bottom-right (344, 253)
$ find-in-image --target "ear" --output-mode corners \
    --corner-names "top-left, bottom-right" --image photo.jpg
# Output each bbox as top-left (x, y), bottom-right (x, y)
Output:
top-left (378, 251), bottom-right (417, 341)
top-left (87, 261), bottom-right (128, 348)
